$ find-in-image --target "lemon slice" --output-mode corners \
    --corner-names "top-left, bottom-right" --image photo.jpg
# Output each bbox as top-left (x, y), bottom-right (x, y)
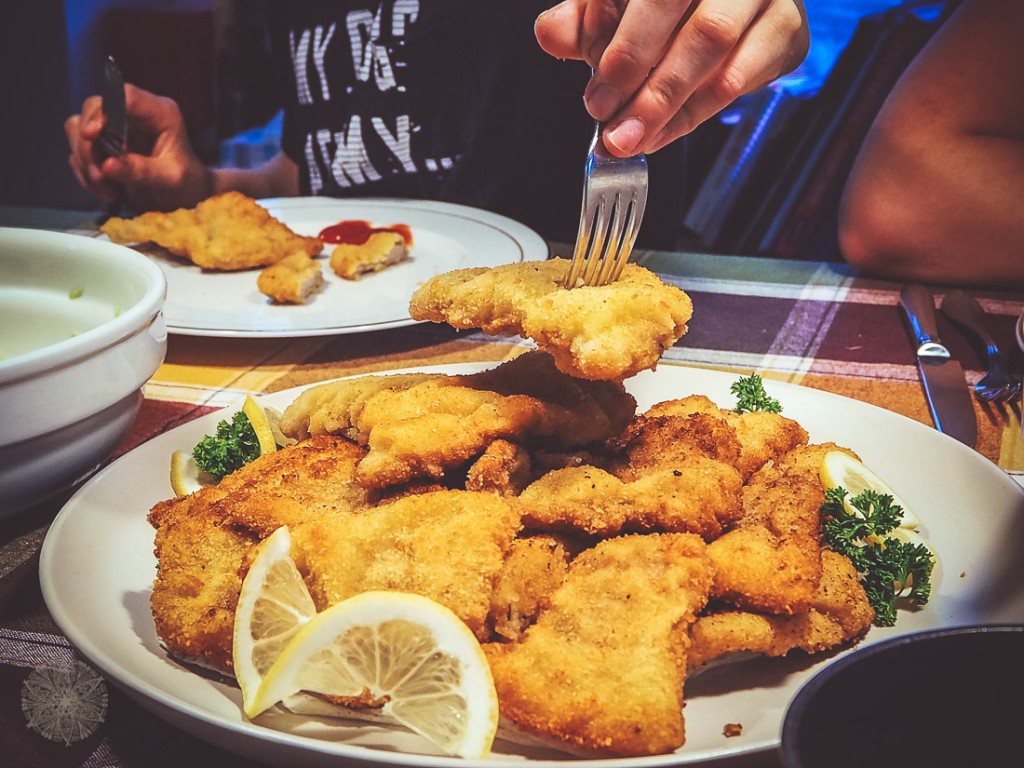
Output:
top-left (169, 449), bottom-right (216, 497)
top-left (251, 590), bottom-right (499, 759)
top-left (233, 526), bottom-right (316, 717)
top-left (819, 450), bottom-right (919, 528)
top-left (242, 395), bottom-right (278, 457)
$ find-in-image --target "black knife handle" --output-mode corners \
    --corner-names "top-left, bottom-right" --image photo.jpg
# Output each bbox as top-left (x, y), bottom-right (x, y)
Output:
top-left (899, 283), bottom-right (950, 357)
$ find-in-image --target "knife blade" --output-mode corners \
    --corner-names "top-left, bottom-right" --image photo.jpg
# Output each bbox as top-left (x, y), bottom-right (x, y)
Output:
top-left (94, 56), bottom-right (126, 162)
top-left (898, 283), bottom-right (977, 446)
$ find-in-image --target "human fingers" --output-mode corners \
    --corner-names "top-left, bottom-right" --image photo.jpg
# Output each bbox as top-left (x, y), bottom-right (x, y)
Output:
top-left (103, 140), bottom-right (211, 212)
top-left (123, 83), bottom-right (187, 140)
top-left (65, 109), bottom-right (114, 200)
top-left (600, 0), bottom-right (768, 156)
top-left (604, 0), bottom-right (807, 156)
top-left (584, 0), bottom-right (696, 122)
top-left (535, 0), bottom-right (620, 64)
top-left (645, 3), bottom-right (808, 152)
top-left (643, 0), bottom-right (809, 153)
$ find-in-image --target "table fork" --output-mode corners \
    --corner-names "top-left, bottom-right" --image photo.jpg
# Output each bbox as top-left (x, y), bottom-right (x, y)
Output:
top-left (940, 289), bottom-right (1021, 403)
top-left (563, 121), bottom-right (649, 288)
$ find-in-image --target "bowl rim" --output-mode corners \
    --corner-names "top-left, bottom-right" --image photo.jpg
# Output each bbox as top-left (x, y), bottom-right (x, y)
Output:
top-left (780, 623), bottom-right (1024, 762)
top-left (0, 227), bottom-right (167, 385)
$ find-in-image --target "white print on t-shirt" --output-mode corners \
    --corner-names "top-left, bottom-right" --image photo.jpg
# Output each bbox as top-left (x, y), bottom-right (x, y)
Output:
top-left (347, 0), bottom-right (419, 90)
top-left (292, 1), bottom-right (457, 193)
top-left (289, 24), bottom-right (336, 105)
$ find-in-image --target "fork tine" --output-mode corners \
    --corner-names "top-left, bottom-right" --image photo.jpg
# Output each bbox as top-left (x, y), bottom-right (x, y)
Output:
top-left (593, 194), bottom-right (627, 286)
top-left (606, 191), bottom-right (646, 284)
top-left (580, 198), bottom-right (612, 286)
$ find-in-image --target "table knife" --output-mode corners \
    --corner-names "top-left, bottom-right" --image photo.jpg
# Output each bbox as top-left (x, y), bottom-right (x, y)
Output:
top-left (94, 56), bottom-right (126, 162)
top-left (899, 283), bottom-right (977, 447)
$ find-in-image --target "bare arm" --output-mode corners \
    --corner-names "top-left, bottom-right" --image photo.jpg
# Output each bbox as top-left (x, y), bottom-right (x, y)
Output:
top-left (211, 151), bottom-right (299, 201)
top-left (838, 0), bottom-right (1024, 287)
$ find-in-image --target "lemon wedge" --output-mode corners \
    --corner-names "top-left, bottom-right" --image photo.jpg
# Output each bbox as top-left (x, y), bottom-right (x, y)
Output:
top-left (819, 450), bottom-right (919, 529)
top-left (169, 449), bottom-right (216, 497)
top-left (233, 526), bottom-right (316, 717)
top-left (242, 395), bottom-right (278, 457)
top-left (250, 590), bottom-right (499, 759)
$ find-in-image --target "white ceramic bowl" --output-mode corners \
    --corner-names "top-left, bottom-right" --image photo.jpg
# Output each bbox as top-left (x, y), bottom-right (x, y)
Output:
top-left (0, 227), bottom-right (167, 517)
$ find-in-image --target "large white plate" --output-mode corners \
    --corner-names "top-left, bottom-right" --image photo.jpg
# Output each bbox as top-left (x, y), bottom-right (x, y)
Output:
top-left (136, 198), bottom-right (547, 338)
top-left (40, 364), bottom-right (1024, 768)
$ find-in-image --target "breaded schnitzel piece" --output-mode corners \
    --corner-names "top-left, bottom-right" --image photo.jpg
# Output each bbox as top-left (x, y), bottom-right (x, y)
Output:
top-left (488, 533), bottom-right (575, 641)
top-left (464, 439), bottom-right (533, 495)
top-left (517, 461), bottom-right (741, 540)
top-left (707, 443), bottom-right (858, 615)
top-left (257, 252), bottom-right (324, 304)
top-left (280, 351), bottom-right (637, 489)
top-left (646, 395), bottom-right (808, 479)
top-left (688, 550), bottom-right (874, 669)
top-left (148, 436), bottom-right (370, 673)
top-left (280, 372), bottom-right (435, 441)
top-left (609, 411), bottom-right (743, 479)
top-left (511, 410), bottom-right (744, 539)
top-left (408, 258), bottom-right (693, 381)
top-left (485, 533), bottom-right (713, 757)
top-left (289, 490), bottom-right (520, 641)
top-left (329, 231), bottom-right (408, 279)
top-left (742, 442), bottom-right (857, 537)
top-left (102, 191), bottom-right (322, 271)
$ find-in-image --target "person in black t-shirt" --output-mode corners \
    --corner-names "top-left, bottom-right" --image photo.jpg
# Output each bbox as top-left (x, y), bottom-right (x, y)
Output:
top-left (65, 0), bottom-right (809, 249)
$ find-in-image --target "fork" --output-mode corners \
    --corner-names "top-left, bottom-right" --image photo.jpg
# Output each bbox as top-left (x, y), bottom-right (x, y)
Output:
top-left (940, 289), bottom-right (1021, 403)
top-left (563, 119), bottom-right (649, 288)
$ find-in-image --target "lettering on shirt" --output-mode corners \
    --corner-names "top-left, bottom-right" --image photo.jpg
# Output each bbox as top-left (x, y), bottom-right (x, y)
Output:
top-left (287, 1), bottom-right (459, 193)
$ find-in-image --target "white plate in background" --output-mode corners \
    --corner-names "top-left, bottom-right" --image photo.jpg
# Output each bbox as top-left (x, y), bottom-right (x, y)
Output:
top-left (120, 197), bottom-right (547, 338)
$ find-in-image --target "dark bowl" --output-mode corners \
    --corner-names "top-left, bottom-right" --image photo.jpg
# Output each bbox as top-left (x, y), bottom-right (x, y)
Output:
top-left (780, 624), bottom-right (1024, 768)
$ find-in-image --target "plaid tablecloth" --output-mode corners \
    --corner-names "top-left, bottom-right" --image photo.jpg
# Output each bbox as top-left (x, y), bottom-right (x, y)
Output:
top-left (3, 239), bottom-right (1023, 768)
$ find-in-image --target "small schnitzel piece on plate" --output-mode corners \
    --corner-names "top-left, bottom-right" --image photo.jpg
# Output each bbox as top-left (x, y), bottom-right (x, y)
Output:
top-left (329, 230), bottom-right (409, 280)
top-left (408, 258), bottom-right (693, 381)
top-left (102, 191), bottom-right (323, 271)
top-left (688, 550), bottom-right (874, 670)
top-left (485, 533), bottom-right (713, 757)
top-left (280, 351), bottom-right (637, 489)
top-left (257, 252), bottom-right (324, 304)
top-left (289, 489), bottom-right (521, 641)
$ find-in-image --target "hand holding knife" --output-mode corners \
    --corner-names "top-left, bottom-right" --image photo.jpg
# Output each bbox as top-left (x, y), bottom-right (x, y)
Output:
top-left (898, 283), bottom-right (978, 447)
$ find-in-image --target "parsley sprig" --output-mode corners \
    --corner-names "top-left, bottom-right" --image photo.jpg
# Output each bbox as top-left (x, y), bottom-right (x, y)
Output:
top-left (192, 411), bottom-right (260, 481)
top-left (820, 487), bottom-right (935, 627)
top-left (731, 374), bottom-right (783, 413)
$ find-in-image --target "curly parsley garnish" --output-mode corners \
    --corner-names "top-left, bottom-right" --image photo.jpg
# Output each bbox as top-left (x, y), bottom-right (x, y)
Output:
top-left (731, 373), bottom-right (782, 414)
top-left (192, 411), bottom-right (260, 481)
top-left (820, 487), bottom-right (935, 627)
